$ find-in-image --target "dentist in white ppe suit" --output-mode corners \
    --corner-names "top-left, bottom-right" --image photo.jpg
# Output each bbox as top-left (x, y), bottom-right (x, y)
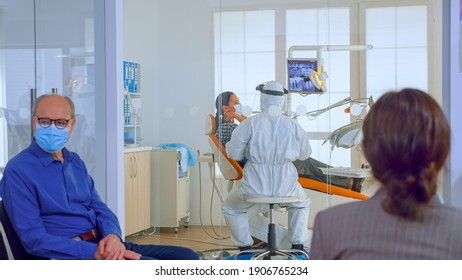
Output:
top-left (223, 80), bottom-right (312, 253)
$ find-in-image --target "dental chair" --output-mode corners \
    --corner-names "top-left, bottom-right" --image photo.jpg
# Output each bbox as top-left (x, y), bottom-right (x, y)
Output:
top-left (204, 114), bottom-right (298, 252)
top-left (204, 114), bottom-right (368, 250)
top-left (205, 114), bottom-right (368, 199)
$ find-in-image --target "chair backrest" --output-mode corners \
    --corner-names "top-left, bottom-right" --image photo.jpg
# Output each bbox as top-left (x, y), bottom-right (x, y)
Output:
top-left (0, 200), bottom-right (42, 260)
top-left (205, 114), bottom-right (243, 181)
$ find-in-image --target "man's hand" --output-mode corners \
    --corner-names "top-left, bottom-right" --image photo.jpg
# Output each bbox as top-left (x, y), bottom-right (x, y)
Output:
top-left (95, 234), bottom-right (126, 260)
top-left (123, 250), bottom-right (142, 260)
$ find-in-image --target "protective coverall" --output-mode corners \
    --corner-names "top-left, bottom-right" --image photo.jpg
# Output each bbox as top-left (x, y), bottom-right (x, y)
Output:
top-left (223, 81), bottom-right (312, 248)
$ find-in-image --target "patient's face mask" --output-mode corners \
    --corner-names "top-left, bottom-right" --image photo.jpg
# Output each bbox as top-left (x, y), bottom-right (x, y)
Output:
top-left (234, 104), bottom-right (242, 115)
top-left (35, 126), bottom-right (69, 153)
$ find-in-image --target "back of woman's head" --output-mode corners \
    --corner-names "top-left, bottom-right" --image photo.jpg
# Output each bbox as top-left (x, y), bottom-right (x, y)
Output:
top-left (215, 91), bottom-right (234, 126)
top-left (362, 88), bottom-right (450, 220)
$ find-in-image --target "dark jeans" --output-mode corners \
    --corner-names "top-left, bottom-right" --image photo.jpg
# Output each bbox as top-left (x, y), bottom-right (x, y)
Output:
top-left (293, 157), bottom-right (351, 189)
top-left (124, 242), bottom-right (199, 260)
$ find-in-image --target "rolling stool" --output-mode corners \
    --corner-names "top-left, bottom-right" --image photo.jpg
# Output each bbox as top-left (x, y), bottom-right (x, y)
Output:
top-left (232, 196), bottom-right (309, 260)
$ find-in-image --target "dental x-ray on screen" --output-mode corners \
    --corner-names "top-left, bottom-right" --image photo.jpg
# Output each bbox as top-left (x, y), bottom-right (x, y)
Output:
top-left (287, 58), bottom-right (324, 94)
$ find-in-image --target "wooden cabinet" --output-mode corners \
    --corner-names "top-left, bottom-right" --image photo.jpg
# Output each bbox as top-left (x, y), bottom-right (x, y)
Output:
top-left (151, 148), bottom-right (190, 233)
top-left (124, 149), bottom-right (151, 236)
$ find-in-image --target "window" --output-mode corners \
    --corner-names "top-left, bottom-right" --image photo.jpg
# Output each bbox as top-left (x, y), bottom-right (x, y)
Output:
top-left (214, 10), bottom-right (275, 108)
top-left (365, 5), bottom-right (428, 101)
top-left (286, 8), bottom-right (351, 166)
top-left (214, 3), bottom-right (429, 168)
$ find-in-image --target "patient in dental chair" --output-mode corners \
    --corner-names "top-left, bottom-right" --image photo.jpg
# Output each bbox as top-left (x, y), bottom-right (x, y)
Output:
top-left (214, 91), bottom-right (364, 191)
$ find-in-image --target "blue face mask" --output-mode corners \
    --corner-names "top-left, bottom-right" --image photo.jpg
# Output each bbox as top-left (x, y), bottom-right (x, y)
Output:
top-left (35, 126), bottom-right (69, 153)
top-left (234, 104), bottom-right (243, 115)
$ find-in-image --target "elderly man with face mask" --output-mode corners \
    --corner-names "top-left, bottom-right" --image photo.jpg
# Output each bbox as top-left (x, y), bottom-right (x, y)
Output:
top-left (223, 80), bottom-right (312, 259)
top-left (0, 94), bottom-right (199, 260)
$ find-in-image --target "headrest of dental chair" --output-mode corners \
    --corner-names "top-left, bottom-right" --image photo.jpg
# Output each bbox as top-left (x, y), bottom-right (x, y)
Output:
top-left (205, 114), bottom-right (216, 135)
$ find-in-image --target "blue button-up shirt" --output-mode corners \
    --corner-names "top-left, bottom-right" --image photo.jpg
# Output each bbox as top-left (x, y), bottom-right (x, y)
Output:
top-left (0, 141), bottom-right (122, 259)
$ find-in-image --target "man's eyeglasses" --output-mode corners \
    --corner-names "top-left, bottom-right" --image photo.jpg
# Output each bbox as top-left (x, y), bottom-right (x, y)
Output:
top-left (34, 117), bottom-right (72, 130)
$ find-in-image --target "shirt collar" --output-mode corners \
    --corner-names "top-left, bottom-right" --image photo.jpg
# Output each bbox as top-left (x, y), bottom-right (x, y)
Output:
top-left (30, 139), bottom-right (73, 167)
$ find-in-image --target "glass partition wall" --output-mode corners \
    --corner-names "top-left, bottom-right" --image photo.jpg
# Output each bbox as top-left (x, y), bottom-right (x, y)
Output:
top-left (0, 0), bottom-right (106, 197)
top-left (210, 0), bottom-right (433, 257)
top-left (212, 0), bottom-right (362, 256)
top-left (123, 0), bottom-right (437, 258)
top-left (214, 1), bottom-right (430, 241)
top-left (0, 0), bottom-right (434, 259)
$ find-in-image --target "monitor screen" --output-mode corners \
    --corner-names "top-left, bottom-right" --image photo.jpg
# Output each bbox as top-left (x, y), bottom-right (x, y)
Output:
top-left (287, 58), bottom-right (324, 94)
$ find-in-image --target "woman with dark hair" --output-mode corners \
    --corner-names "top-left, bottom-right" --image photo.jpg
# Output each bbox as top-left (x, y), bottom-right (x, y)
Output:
top-left (309, 88), bottom-right (462, 259)
top-left (214, 91), bottom-right (363, 190)
top-left (214, 91), bottom-right (247, 147)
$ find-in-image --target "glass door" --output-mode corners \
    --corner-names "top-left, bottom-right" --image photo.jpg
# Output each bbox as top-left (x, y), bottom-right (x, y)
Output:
top-left (34, 0), bottom-right (97, 178)
top-left (0, 0), bottom-right (97, 183)
top-left (0, 0), bottom-right (35, 166)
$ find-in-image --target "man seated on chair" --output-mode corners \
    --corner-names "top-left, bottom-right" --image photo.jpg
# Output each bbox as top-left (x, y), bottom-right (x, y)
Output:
top-left (0, 94), bottom-right (199, 260)
top-left (222, 80), bottom-right (311, 259)
top-left (214, 91), bottom-right (364, 191)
